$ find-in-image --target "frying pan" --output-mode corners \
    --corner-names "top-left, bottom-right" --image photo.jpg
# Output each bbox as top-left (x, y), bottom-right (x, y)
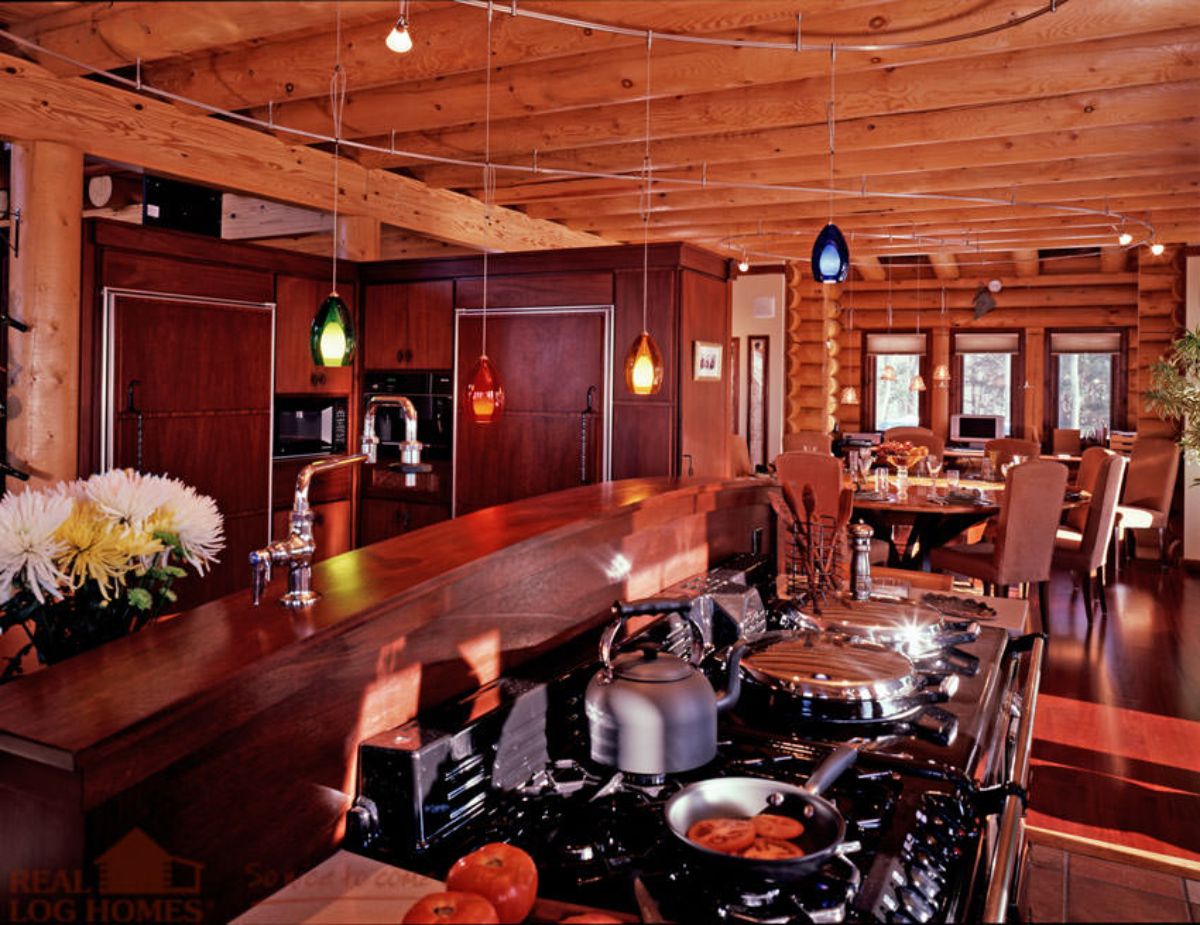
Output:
top-left (663, 744), bottom-right (858, 881)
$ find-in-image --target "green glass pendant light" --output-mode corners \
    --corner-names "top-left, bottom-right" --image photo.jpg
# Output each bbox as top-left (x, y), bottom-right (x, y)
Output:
top-left (310, 292), bottom-right (356, 366)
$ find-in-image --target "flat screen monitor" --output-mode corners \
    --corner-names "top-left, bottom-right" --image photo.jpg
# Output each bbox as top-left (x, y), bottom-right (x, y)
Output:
top-left (951, 414), bottom-right (1004, 444)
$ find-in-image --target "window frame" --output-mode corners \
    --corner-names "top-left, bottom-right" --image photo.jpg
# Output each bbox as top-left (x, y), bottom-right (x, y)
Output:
top-left (1045, 327), bottom-right (1130, 435)
top-left (949, 328), bottom-right (1025, 438)
top-left (861, 330), bottom-right (931, 432)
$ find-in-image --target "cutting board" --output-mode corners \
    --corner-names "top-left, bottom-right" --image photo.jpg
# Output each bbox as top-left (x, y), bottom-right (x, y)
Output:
top-left (233, 850), bottom-right (638, 923)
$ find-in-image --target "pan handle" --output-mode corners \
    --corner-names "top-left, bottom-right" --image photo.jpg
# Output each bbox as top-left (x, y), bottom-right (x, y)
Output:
top-left (803, 744), bottom-right (859, 797)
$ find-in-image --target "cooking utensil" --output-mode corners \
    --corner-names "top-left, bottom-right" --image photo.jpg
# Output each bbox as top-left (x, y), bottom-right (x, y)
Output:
top-left (789, 596), bottom-right (979, 661)
top-left (664, 744), bottom-right (859, 881)
top-left (585, 599), bottom-right (747, 776)
top-left (632, 875), bottom-right (667, 924)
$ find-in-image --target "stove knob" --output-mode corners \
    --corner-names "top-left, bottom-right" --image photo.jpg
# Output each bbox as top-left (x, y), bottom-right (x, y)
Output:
top-left (908, 863), bottom-right (942, 902)
top-left (897, 886), bottom-right (936, 924)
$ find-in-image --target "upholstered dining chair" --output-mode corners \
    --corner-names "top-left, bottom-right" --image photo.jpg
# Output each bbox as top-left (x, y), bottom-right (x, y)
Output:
top-left (1064, 446), bottom-right (1114, 533)
top-left (930, 459), bottom-right (1068, 626)
top-left (1115, 436), bottom-right (1181, 563)
top-left (1052, 428), bottom-right (1082, 455)
top-left (882, 426), bottom-right (945, 459)
top-left (728, 433), bottom-right (755, 477)
top-left (984, 437), bottom-right (1040, 470)
top-left (1053, 453), bottom-right (1127, 620)
top-left (783, 431), bottom-right (833, 454)
top-left (772, 451), bottom-right (889, 573)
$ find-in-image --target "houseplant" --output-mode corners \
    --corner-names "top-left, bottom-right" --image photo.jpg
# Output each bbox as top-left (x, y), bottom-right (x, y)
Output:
top-left (0, 469), bottom-right (224, 683)
top-left (1145, 325), bottom-right (1200, 484)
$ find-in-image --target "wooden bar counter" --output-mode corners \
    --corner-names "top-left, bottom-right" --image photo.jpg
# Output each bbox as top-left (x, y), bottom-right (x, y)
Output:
top-left (0, 477), bottom-right (774, 923)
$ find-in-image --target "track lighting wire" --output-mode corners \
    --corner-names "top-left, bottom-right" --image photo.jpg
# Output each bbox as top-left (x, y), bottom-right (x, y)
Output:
top-left (0, 0), bottom-right (1156, 257)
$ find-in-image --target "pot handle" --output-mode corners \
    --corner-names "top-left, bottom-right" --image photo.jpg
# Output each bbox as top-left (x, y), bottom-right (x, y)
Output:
top-left (601, 599), bottom-right (703, 674)
top-left (803, 744), bottom-right (859, 797)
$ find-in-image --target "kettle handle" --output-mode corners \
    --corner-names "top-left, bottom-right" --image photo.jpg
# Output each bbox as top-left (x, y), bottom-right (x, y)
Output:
top-left (600, 599), bottom-right (704, 676)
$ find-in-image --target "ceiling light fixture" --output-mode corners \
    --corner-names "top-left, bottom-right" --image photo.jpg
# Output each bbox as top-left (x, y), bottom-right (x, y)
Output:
top-left (1150, 241), bottom-right (1165, 256)
top-left (909, 374), bottom-right (927, 393)
top-left (1117, 227), bottom-right (1133, 247)
top-left (386, 1), bottom-right (413, 53)
top-left (623, 34), bottom-right (664, 396)
top-left (811, 45), bottom-right (849, 284)
top-left (312, 8), bottom-right (356, 367)
top-left (465, 4), bottom-right (504, 424)
top-left (840, 386), bottom-right (859, 405)
top-left (933, 364), bottom-right (951, 388)
top-left (738, 250), bottom-right (750, 273)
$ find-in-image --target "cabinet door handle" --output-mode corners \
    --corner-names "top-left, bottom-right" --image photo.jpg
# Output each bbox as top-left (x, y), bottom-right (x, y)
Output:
top-left (396, 348), bottom-right (405, 364)
top-left (313, 512), bottom-right (325, 526)
top-left (310, 372), bottom-right (327, 387)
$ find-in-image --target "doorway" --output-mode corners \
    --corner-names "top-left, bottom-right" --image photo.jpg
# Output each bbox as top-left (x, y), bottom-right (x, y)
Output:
top-left (453, 305), bottom-right (613, 516)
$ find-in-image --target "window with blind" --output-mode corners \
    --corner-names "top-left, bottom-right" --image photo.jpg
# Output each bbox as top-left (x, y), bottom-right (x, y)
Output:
top-left (952, 331), bottom-right (1023, 436)
top-left (1047, 330), bottom-right (1127, 438)
top-left (863, 332), bottom-right (929, 431)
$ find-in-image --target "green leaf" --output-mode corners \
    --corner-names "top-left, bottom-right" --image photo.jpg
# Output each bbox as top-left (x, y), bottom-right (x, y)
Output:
top-left (163, 589), bottom-right (177, 603)
top-left (127, 588), bottom-right (153, 611)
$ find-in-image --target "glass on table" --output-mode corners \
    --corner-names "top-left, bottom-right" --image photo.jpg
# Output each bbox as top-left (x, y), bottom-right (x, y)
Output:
top-left (874, 467), bottom-right (890, 497)
top-left (925, 456), bottom-right (942, 497)
top-left (946, 469), bottom-right (961, 492)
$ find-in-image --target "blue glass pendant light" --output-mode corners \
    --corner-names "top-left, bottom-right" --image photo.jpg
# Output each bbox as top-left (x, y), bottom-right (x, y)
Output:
top-left (811, 222), bottom-right (850, 284)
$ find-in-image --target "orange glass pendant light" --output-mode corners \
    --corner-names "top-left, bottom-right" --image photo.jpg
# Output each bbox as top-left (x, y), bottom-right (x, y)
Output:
top-left (465, 354), bottom-right (504, 425)
top-left (624, 330), bottom-right (664, 396)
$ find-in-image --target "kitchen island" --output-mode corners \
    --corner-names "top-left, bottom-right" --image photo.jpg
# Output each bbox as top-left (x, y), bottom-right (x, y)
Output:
top-left (0, 477), bottom-right (774, 923)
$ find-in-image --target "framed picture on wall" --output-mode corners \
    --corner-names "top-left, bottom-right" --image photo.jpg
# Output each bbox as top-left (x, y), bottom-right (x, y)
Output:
top-left (693, 341), bottom-right (723, 381)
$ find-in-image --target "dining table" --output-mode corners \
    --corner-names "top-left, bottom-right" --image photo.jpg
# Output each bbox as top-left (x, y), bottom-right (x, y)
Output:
top-left (848, 474), bottom-right (1088, 569)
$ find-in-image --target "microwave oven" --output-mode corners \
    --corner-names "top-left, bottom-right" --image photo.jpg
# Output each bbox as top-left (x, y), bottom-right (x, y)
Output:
top-left (273, 396), bottom-right (349, 458)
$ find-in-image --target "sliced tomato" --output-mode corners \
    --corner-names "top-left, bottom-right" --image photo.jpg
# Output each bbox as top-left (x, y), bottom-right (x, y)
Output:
top-left (686, 817), bottom-right (757, 855)
top-left (751, 813), bottom-right (805, 840)
top-left (741, 837), bottom-right (806, 860)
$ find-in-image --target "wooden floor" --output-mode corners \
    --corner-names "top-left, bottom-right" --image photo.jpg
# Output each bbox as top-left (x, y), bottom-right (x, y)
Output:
top-left (1028, 562), bottom-right (1200, 866)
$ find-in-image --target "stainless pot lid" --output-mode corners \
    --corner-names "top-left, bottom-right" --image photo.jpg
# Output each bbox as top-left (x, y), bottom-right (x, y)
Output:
top-left (611, 647), bottom-right (695, 682)
top-left (797, 597), bottom-right (945, 653)
top-left (740, 631), bottom-right (919, 702)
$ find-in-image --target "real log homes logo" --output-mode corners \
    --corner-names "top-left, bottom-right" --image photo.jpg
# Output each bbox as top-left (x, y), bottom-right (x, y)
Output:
top-left (7, 828), bottom-right (205, 923)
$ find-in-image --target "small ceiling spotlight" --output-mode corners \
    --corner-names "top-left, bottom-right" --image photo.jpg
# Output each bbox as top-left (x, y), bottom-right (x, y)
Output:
top-left (1117, 230), bottom-right (1133, 247)
top-left (1150, 241), bottom-right (1165, 256)
top-left (738, 255), bottom-right (751, 273)
top-left (386, 7), bottom-right (413, 54)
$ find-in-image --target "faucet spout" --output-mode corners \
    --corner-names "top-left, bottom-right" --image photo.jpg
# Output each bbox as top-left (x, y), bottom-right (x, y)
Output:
top-left (362, 394), bottom-right (419, 464)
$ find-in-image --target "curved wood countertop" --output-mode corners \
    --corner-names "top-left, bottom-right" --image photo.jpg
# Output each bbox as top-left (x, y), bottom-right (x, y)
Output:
top-left (0, 476), bottom-right (774, 921)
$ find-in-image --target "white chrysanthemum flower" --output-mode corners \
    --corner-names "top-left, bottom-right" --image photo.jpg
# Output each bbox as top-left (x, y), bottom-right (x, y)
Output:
top-left (159, 482), bottom-right (225, 574)
top-left (84, 469), bottom-right (174, 531)
top-left (0, 489), bottom-right (73, 604)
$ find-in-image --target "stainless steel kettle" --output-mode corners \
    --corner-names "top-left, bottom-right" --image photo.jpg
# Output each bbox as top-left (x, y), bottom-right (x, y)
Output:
top-left (585, 599), bottom-right (747, 776)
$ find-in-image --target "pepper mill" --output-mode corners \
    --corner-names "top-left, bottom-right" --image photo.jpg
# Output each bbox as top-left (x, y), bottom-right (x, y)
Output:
top-left (848, 521), bottom-right (875, 601)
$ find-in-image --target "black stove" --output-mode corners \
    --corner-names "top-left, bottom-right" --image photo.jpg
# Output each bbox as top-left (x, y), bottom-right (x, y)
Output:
top-left (346, 558), bottom-right (1040, 923)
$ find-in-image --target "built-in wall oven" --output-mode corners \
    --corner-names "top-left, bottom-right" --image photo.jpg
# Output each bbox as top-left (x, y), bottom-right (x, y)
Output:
top-left (363, 371), bottom-right (453, 462)
top-left (273, 396), bottom-right (349, 459)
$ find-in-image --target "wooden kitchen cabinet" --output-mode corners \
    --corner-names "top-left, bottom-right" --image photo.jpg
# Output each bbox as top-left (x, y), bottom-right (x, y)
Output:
top-left (362, 280), bottom-right (454, 370)
top-left (272, 499), bottom-right (352, 562)
top-left (275, 274), bottom-right (355, 394)
top-left (359, 498), bottom-right (449, 546)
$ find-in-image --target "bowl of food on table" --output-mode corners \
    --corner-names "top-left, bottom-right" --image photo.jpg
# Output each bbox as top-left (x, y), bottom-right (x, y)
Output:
top-left (872, 441), bottom-right (929, 472)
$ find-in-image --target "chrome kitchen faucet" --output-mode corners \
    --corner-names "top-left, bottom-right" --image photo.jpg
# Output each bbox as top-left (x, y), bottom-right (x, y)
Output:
top-left (250, 396), bottom-right (429, 607)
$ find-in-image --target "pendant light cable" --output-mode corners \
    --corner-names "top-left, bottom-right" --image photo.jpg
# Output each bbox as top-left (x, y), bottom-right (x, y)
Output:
top-left (641, 32), bottom-right (653, 336)
top-left (329, 6), bottom-right (346, 296)
top-left (827, 44), bottom-right (836, 226)
top-left (481, 0), bottom-right (494, 358)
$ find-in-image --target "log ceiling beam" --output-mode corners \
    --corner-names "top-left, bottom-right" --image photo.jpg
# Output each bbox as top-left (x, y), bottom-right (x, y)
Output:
top-left (0, 52), bottom-right (608, 253)
top-left (1099, 246), bottom-right (1130, 273)
top-left (928, 253), bottom-right (960, 280)
top-left (221, 194), bottom-right (331, 241)
top-left (854, 255), bottom-right (887, 282)
top-left (1012, 250), bottom-right (1041, 277)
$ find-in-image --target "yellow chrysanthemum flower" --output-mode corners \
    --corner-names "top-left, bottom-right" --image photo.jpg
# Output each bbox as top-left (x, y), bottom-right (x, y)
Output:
top-left (55, 502), bottom-right (163, 600)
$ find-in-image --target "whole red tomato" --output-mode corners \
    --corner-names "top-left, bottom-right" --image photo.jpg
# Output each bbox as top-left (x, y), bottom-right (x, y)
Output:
top-left (559, 915), bottom-right (623, 924)
top-left (402, 891), bottom-right (498, 925)
top-left (446, 843), bottom-right (538, 924)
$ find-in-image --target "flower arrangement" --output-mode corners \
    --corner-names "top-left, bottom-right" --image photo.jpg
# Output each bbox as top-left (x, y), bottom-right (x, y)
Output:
top-left (0, 470), bottom-right (224, 683)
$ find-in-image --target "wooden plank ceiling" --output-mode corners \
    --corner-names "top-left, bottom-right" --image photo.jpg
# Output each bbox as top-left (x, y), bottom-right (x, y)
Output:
top-left (2, 0), bottom-right (1198, 271)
